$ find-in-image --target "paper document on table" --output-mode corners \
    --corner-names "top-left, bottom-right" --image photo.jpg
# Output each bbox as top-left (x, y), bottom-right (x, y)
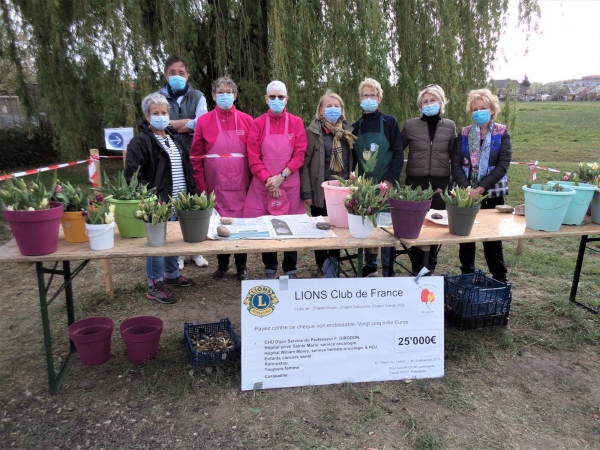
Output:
top-left (208, 213), bottom-right (337, 240)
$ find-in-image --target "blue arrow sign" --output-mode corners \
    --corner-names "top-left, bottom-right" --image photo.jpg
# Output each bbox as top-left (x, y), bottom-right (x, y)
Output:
top-left (108, 132), bottom-right (124, 149)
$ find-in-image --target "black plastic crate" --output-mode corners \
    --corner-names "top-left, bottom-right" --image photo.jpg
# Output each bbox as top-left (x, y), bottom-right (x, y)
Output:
top-left (184, 319), bottom-right (241, 368)
top-left (444, 271), bottom-right (512, 308)
top-left (445, 309), bottom-right (510, 331)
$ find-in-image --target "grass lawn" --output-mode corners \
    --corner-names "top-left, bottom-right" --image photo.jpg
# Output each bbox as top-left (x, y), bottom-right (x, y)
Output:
top-left (0, 102), bottom-right (599, 449)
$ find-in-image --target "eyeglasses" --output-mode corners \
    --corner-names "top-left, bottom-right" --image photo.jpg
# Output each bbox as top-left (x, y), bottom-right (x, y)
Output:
top-left (268, 95), bottom-right (286, 100)
top-left (216, 91), bottom-right (234, 96)
top-left (360, 93), bottom-right (378, 99)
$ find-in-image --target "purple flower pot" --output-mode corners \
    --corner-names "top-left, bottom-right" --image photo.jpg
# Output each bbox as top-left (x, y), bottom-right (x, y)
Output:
top-left (68, 316), bottom-right (114, 365)
top-left (2, 201), bottom-right (64, 255)
top-left (389, 198), bottom-right (432, 239)
top-left (120, 316), bottom-right (163, 364)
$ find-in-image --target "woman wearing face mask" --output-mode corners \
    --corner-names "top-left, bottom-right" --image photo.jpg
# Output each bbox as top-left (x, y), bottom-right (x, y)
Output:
top-left (243, 80), bottom-right (308, 279)
top-left (451, 88), bottom-right (512, 282)
top-left (401, 84), bottom-right (456, 275)
top-left (190, 77), bottom-right (254, 281)
top-left (353, 78), bottom-right (404, 277)
top-left (125, 93), bottom-right (198, 305)
top-left (301, 92), bottom-right (356, 277)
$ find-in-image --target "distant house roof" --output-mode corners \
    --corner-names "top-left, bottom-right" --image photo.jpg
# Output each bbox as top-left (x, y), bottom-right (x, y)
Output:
top-left (492, 79), bottom-right (517, 89)
top-left (589, 85), bottom-right (600, 94)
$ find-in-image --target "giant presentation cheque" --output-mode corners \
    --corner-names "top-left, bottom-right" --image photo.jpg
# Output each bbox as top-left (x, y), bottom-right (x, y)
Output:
top-left (241, 277), bottom-right (444, 390)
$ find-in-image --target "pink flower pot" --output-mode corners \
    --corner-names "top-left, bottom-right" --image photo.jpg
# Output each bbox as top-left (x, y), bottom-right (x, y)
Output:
top-left (2, 201), bottom-right (64, 255)
top-left (68, 316), bottom-right (114, 365)
top-left (389, 198), bottom-right (432, 239)
top-left (120, 316), bottom-right (163, 364)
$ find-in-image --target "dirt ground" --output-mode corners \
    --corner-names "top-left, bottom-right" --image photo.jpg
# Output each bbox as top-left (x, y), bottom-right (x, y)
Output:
top-left (1, 252), bottom-right (600, 449)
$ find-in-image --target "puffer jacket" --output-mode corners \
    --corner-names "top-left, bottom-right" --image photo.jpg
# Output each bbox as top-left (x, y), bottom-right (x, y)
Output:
top-left (401, 117), bottom-right (456, 177)
top-left (301, 118), bottom-right (354, 208)
top-left (125, 119), bottom-right (198, 202)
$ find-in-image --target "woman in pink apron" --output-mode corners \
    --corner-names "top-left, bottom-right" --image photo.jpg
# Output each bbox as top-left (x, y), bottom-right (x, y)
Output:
top-left (190, 77), bottom-right (254, 281)
top-left (242, 80), bottom-right (308, 279)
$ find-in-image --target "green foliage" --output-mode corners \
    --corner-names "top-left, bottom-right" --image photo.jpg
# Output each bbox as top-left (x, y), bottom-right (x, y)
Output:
top-left (2, 0), bottom-right (540, 160)
top-left (343, 177), bottom-right (388, 226)
top-left (440, 186), bottom-right (488, 208)
top-left (134, 197), bottom-right (171, 225)
top-left (96, 168), bottom-right (155, 200)
top-left (388, 181), bottom-right (435, 201)
top-left (86, 201), bottom-right (115, 224)
top-left (0, 174), bottom-right (56, 210)
top-left (54, 181), bottom-right (87, 211)
top-left (171, 191), bottom-right (216, 211)
top-left (0, 124), bottom-right (57, 171)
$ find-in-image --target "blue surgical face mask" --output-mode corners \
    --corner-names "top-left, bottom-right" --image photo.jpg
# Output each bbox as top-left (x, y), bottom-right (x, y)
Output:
top-left (216, 93), bottom-right (235, 110)
top-left (422, 102), bottom-right (440, 116)
top-left (149, 115), bottom-right (170, 130)
top-left (269, 98), bottom-right (286, 114)
top-left (472, 109), bottom-right (491, 125)
top-left (360, 99), bottom-right (378, 113)
top-left (324, 107), bottom-right (342, 123)
top-left (168, 75), bottom-right (187, 91)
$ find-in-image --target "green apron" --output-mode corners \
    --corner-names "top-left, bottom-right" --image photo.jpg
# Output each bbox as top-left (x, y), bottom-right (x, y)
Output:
top-left (354, 116), bottom-right (392, 183)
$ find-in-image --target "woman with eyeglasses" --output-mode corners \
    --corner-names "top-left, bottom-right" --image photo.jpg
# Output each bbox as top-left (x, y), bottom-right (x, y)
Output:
top-left (353, 78), bottom-right (404, 277)
top-left (451, 88), bottom-right (512, 282)
top-left (401, 84), bottom-right (456, 275)
top-left (243, 80), bottom-right (308, 279)
top-left (301, 91), bottom-right (356, 277)
top-left (190, 77), bottom-right (254, 282)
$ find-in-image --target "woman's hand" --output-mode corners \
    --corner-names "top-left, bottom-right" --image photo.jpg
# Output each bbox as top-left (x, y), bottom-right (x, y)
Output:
top-left (270, 186), bottom-right (281, 199)
top-left (304, 199), bottom-right (313, 207)
top-left (266, 174), bottom-right (284, 190)
top-left (468, 186), bottom-right (485, 201)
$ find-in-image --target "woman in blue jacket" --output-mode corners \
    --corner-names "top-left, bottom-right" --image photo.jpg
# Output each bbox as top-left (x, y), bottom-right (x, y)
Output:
top-left (451, 89), bottom-right (512, 282)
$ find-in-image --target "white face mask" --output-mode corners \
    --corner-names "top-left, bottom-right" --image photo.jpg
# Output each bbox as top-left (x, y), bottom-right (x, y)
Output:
top-left (149, 115), bottom-right (170, 130)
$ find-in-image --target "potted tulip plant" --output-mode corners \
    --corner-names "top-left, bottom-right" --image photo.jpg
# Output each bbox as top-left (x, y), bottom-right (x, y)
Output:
top-left (54, 181), bottom-right (89, 243)
top-left (134, 197), bottom-right (172, 247)
top-left (387, 182), bottom-right (436, 239)
top-left (95, 169), bottom-right (156, 238)
top-left (85, 197), bottom-right (116, 250)
top-left (0, 175), bottom-right (64, 255)
top-left (522, 178), bottom-right (576, 232)
top-left (343, 177), bottom-right (389, 239)
top-left (172, 191), bottom-right (217, 242)
top-left (439, 186), bottom-right (488, 236)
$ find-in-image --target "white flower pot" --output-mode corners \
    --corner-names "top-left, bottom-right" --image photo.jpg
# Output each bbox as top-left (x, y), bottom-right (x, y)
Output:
top-left (347, 213), bottom-right (374, 239)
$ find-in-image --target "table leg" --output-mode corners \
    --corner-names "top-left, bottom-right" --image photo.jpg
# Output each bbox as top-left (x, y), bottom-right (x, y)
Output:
top-left (568, 235), bottom-right (598, 314)
top-left (36, 262), bottom-right (61, 394)
top-left (357, 248), bottom-right (363, 277)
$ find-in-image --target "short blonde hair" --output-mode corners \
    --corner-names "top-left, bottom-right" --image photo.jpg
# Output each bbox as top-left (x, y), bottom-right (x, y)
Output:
top-left (358, 78), bottom-right (383, 99)
top-left (315, 92), bottom-right (345, 120)
top-left (466, 88), bottom-right (501, 118)
top-left (417, 84), bottom-right (448, 114)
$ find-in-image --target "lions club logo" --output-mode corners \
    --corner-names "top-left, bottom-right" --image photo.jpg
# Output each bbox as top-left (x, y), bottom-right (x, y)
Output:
top-left (244, 286), bottom-right (279, 318)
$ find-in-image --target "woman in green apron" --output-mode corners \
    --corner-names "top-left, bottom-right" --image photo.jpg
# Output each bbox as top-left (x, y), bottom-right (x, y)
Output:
top-left (352, 78), bottom-right (405, 277)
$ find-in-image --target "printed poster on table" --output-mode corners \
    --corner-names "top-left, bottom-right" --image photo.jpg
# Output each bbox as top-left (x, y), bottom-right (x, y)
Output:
top-left (241, 277), bottom-right (444, 390)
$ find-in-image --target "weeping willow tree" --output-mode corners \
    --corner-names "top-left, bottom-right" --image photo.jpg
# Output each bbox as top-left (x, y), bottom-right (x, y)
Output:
top-left (2, 0), bottom-right (538, 159)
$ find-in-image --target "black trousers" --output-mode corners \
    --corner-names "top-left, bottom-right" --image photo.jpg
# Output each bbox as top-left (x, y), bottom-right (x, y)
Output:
top-left (458, 196), bottom-right (507, 278)
top-left (405, 176), bottom-right (450, 274)
top-left (310, 204), bottom-right (340, 268)
top-left (217, 253), bottom-right (247, 270)
top-left (262, 252), bottom-right (298, 273)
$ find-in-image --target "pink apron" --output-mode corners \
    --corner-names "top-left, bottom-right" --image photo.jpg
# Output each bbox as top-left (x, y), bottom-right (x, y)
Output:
top-left (204, 111), bottom-right (250, 217)
top-left (243, 113), bottom-right (304, 218)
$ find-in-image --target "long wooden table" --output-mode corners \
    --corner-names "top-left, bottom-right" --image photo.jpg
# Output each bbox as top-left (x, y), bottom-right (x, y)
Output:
top-left (381, 209), bottom-right (600, 314)
top-left (0, 223), bottom-right (398, 394)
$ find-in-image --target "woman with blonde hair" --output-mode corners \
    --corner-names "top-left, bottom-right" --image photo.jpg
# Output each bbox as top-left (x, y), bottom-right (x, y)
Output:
top-left (451, 88), bottom-right (512, 282)
top-left (301, 91), bottom-right (356, 277)
top-left (401, 84), bottom-right (456, 274)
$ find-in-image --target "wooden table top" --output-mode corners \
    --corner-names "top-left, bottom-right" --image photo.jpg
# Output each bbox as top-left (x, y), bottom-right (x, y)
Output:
top-left (0, 221), bottom-right (399, 264)
top-left (381, 209), bottom-right (600, 246)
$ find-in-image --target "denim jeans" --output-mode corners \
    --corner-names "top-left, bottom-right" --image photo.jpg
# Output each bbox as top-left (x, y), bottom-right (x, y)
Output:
top-left (146, 212), bottom-right (180, 286)
top-left (365, 247), bottom-right (393, 276)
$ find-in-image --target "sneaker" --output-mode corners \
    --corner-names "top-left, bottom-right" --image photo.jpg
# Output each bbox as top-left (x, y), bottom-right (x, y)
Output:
top-left (146, 282), bottom-right (178, 304)
top-left (164, 275), bottom-right (195, 287)
top-left (264, 273), bottom-right (276, 280)
top-left (362, 266), bottom-right (378, 277)
top-left (178, 256), bottom-right (185, 271)
top-left (192, 255), bottom-right (209, 268)
top-left (237, 268), bottom-right (248, 281)
top-left (213, 266), bottom-right (229, 279)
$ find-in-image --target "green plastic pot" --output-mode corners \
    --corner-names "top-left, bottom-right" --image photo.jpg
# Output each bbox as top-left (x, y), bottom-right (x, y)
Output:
top-left (107, 198), bottom-right (146, 238)
top-left (176, 208), bottom-right (213, 242)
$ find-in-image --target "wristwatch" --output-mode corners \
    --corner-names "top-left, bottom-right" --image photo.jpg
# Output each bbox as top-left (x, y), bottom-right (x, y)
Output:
top-left (281, 171), bottom-right (287, 180)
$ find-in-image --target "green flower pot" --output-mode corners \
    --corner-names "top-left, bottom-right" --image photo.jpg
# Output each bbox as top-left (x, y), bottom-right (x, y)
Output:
top-left (107, 198), bottom-right (146, 238)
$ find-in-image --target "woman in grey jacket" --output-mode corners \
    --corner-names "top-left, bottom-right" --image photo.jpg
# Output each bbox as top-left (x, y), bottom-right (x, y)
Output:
top-left (301, 92), bottom-right (356, 277)
top-left (401, 84), bottom-right (456, 274)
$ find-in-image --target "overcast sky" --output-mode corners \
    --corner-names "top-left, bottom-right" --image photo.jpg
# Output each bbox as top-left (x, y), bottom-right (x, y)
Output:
top-left (490, 0), bottom-right (600, 83)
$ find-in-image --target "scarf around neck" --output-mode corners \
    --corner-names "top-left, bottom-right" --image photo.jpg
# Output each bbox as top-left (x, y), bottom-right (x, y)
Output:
top-left (465, 122), bottom-right (494, 186)
top-left (322, 119), bottom-right (356, 172)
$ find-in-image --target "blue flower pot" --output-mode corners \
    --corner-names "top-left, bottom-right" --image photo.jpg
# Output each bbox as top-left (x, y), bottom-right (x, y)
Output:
top-left (522, 184), bottom-right (575, 232)
top-left (546, 181), bottom-right (598, 225)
